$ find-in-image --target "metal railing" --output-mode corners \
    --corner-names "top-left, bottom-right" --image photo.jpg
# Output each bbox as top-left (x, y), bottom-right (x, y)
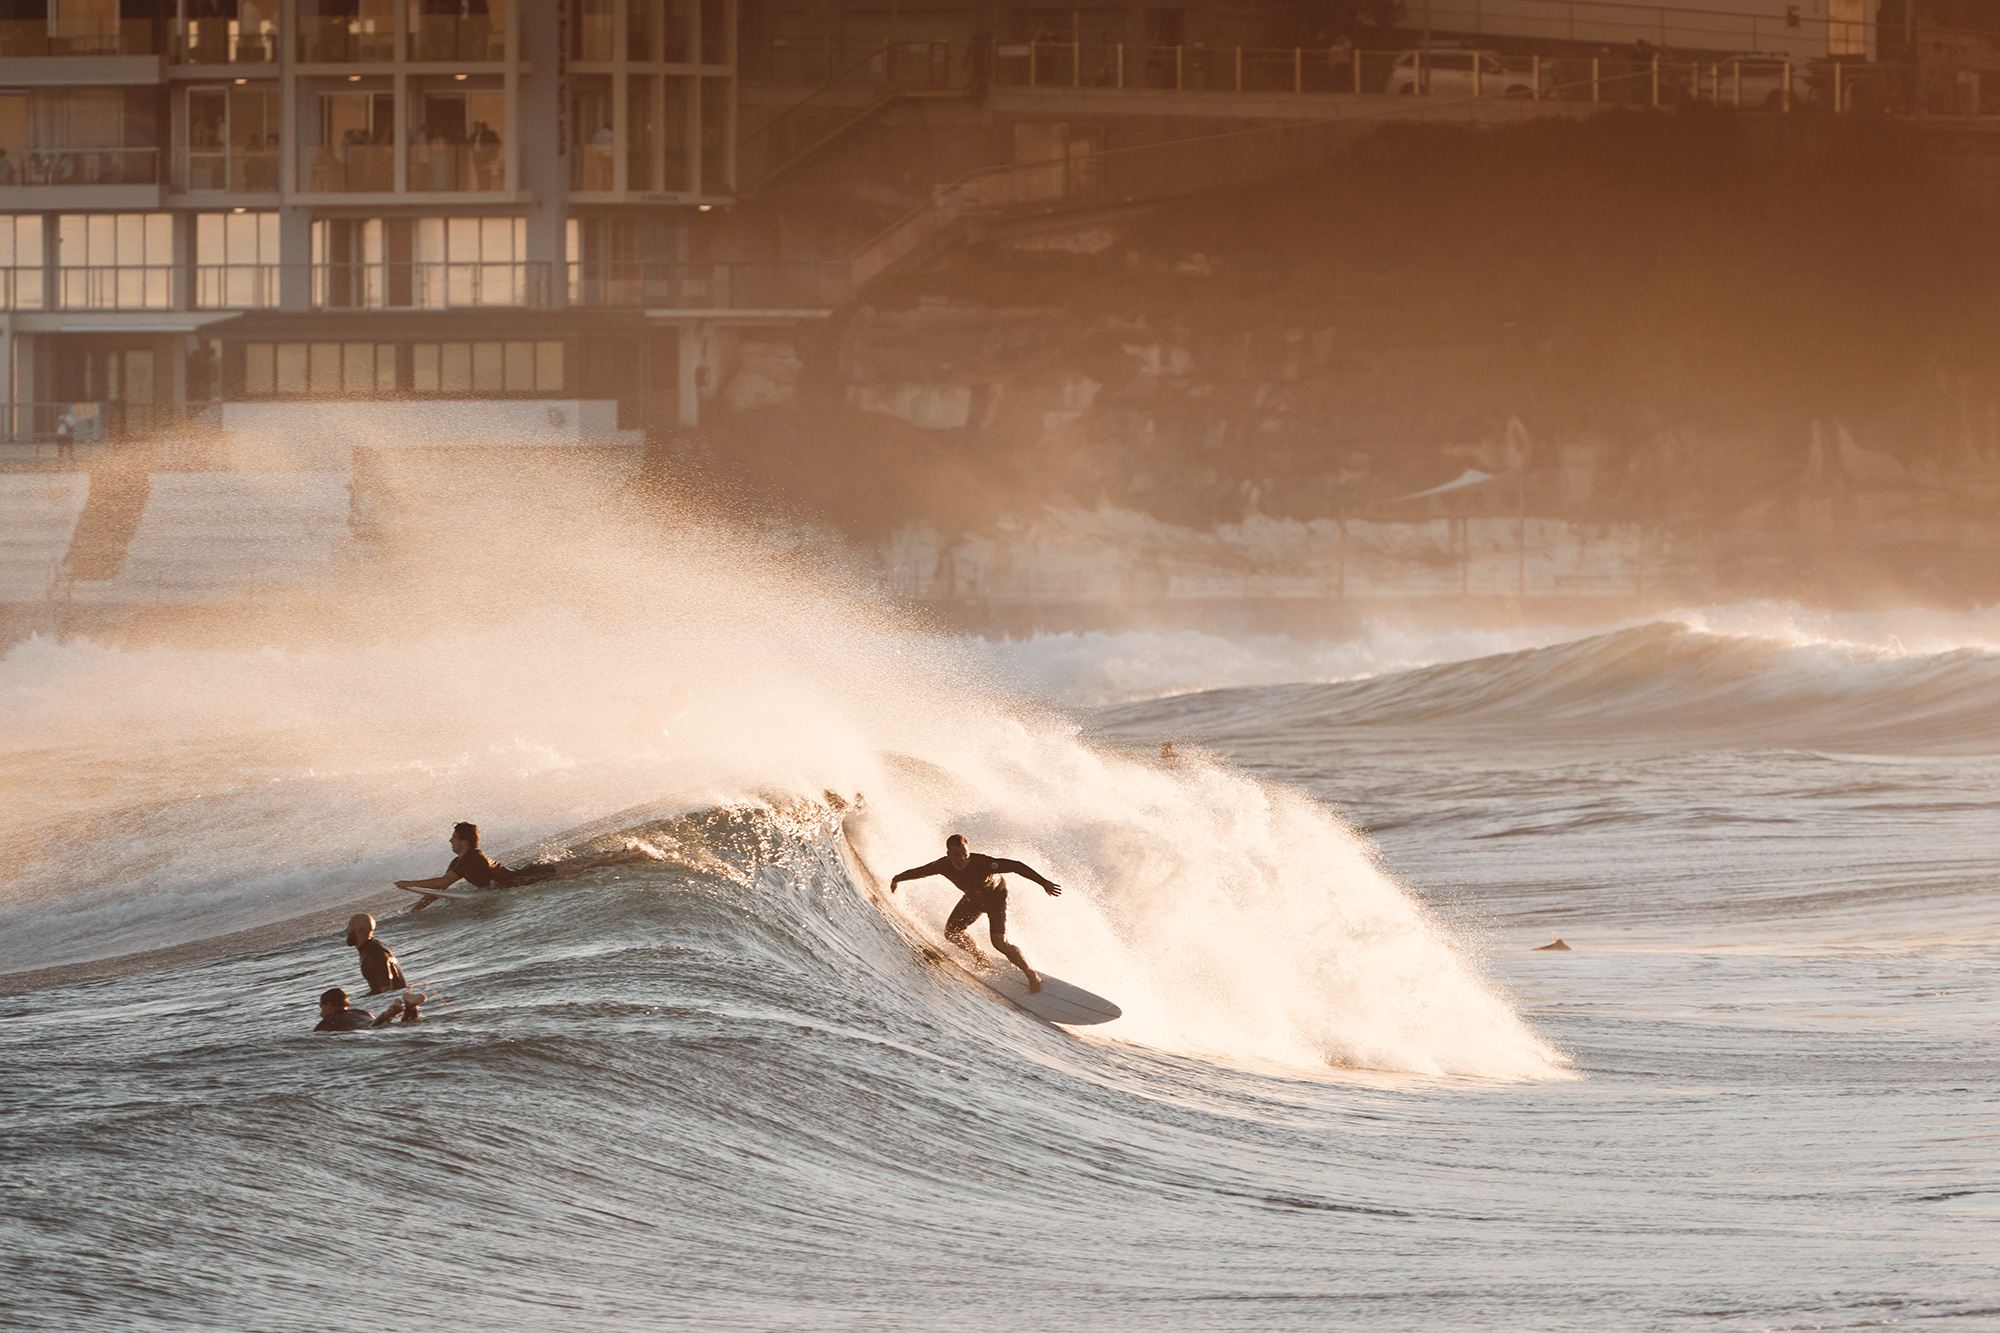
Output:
top-left (295, 19), bottom-right (397, 63)
top-left (408, 16), bottom-right (506, 61)
top-left (744, 35), bottom-right (1926, 114)
top-left (300, 144), bottom-right (505, 193)
top-left (182, 149), bottom-right (281, 193)
top-left (0, 19), bottom-right (162, 57)
top-left (1, 401), bottom-right (140, 447)
top-left (312, 260), bottom-right (549, 309)
top-left (566, 261), bottom-right (852, 309)
top-left (0, 148), bottom-right (160, 188)
top-left (59, 263), bottom-right (175, 311)
top-left (195, 264), bottom-right (282, 309)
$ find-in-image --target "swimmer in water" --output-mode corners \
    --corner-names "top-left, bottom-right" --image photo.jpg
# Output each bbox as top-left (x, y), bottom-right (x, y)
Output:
top-left (889, 834), bottom-right (1062, 993)
top-left (313, 987), bottom-right (422, 1032)
top-left (344, 913), bottom-right (408, 995)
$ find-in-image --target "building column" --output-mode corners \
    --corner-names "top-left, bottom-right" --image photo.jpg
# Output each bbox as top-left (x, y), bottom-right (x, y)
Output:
top-left (677, 322), bottom-right (704, 427)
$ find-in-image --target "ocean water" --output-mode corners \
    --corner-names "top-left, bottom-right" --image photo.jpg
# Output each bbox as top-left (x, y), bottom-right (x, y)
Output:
top-left (4, 566), bottom-right (1999, 1329)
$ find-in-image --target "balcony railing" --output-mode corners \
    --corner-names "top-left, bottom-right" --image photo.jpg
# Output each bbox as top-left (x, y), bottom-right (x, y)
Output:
top-left (0, 267), bottom-right (44, 309)
top-left (0, 148), bottom-right (159, 188)
top-left (0, 19), bottom-right (163, 57)
top-left (183, 148), bottom-right (280, 193)
top-left (59, 263), bottom-right (175, 311)
top-left (304, 144), bottom-right (393, 192)
top-left (301, 144), bottom-right (504, 193)
top-left (175, 19), bottom-right (278, 64)
top-left (195, 264), bottom-right (282, 309)
top-left (409, 16), bottom-right (505, 61)
top-left (410, 142), bottom-right (505, 191)
top-left (314, 260), bottom-right (549, 309)
top-left (296, 19), bottom-right (396, 63)
top-left (567, 261), bottom-right (851, 309)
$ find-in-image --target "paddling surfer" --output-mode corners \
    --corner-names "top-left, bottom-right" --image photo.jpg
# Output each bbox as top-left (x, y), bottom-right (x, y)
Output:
top-left (396, 822), bottom-right (511, 909)
top-left (344, 913), bottom-right (409, 995)
top-left (889, 834), bottom-right (1062, 993)
top-left (396, 821), bottom-right (669, 909)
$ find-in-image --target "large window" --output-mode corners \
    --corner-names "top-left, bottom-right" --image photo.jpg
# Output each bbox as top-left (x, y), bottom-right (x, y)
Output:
top-left (184, 85), bottom-right (279, 192)
top-left (0, 0), bottom-right (164, 57)
top-left (308, 88), bottom-right (393, 192)
top-left (0, 89), bottom-right (161, 188)
top-left (296, 0), bottom-right (395, 62)
top-left (196, 210), bottom-right (280, 307)
top-left (410, 0), bottom-right (504, 60)
top-left (58, 213), bottom-right (172, 310)
top-left (411, 340), bottom-right (561, 393)
top-left (311, 215), bottom-right (532, 307)
top-left (180, 0), bottom-right (278, 64)
top-left (0, 215), bottom-right (43, 309)
top-left (236, 338), bottom-right (562, 397)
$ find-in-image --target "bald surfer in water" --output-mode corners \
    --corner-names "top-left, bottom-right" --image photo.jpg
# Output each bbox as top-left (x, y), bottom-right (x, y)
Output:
top-left (345, 913), bottom-right (409, 995)
top-left (890, 834), bottom-right (1062, 993)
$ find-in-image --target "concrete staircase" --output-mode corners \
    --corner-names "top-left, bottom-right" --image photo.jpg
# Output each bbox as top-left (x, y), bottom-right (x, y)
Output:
top-left (68, 473), bottom-right (352, 606)
top-left (0, 473), bottom-right (89, 603)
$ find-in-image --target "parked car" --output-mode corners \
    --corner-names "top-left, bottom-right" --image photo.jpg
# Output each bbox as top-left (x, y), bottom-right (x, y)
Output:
top-left (1387, 48), bottom-right (1545, 98)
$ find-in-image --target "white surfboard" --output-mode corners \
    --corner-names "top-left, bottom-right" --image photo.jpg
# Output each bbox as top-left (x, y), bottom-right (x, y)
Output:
top-left (836, 821), bottom-right (1122, 1028)
top-left (391, 884), bottom-right (500, 902)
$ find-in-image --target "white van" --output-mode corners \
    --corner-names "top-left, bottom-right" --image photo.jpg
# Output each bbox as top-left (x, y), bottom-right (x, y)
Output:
top-left (1388, 49), bottom-right (1543, 98)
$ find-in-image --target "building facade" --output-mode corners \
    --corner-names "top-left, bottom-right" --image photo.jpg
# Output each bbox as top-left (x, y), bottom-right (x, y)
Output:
top-left (0, 0), bottom-right (801, 454)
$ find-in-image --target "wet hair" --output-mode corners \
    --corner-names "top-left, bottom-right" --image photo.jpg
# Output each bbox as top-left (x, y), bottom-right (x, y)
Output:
top-left (946, 833), bottom-right (967, 850)
top-left (320, 988), bottom-right (348, 1008)
top-left (453, 822), bottom-right (480, 846)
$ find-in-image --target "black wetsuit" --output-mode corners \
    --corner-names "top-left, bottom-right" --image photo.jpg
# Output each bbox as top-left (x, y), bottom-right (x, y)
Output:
top-left (895, 852), bottom-right (1057, 944)
top-left (354, 938), bottom-right (407, 995)
top-left (448, 849), bottom-right (508, 889)
top-left (314, 1007), bottom-right (378, 1032)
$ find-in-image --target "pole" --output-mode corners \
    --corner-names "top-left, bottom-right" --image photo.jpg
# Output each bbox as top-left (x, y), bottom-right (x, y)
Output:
top-left (1533, 53), bottom-right (1541, 99)
top-left (1651, 52), bottom-right (1659, 107)
top-left (1116, 42), bottom-right (1123, 88)
top-left (1235, 45), bottom-right (1241, 92)
top-left (1175, 43), bottom-right (1182, 90)
top-left (1592, 55), bottom-right (1600, 102)
top-left (1833, 59), bottom-right (1843, 112)
top-left (1353, 46), bottom-right (1361, 94)
top-left (1029, 38), bottom-right (1036, 85)
top-left (1782, 59), bottom-right (1791, 112)
top-left (1072, 32), bottom-right (1080, 87)
top-left (1294, 46), bottom-right (1301, 93)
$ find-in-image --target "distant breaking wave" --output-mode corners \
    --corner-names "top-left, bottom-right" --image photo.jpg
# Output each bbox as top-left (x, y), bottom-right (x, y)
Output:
top-left (1092, 621), bottom-right (2000, 754)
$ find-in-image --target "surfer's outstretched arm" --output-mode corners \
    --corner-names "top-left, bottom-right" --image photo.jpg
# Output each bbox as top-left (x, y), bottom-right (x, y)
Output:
top-left (887, 858), bottom-right (949, 893)
top-left (991, 858), bottom-right (1062, 896)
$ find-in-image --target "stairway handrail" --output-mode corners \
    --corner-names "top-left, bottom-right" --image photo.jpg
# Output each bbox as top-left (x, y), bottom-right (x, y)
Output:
top-left (739, 40), bottom-right (897, 151)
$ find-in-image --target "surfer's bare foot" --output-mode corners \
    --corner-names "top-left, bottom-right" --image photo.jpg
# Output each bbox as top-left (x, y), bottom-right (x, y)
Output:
top-left (1025, 970), bottom-right (1042, 994)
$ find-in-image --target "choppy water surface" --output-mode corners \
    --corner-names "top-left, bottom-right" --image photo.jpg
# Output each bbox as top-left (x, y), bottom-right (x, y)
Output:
top-left (4, 598), bottom-right (1999, 1331)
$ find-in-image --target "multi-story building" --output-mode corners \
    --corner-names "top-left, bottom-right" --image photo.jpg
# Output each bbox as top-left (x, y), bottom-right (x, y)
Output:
top-left (0, 0), bottom-right (839, 457)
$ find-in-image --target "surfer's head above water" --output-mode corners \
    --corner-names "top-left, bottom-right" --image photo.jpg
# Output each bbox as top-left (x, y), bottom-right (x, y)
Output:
top-left (344, 913), bottom-right (375, 947)
top-left (945, 833), bottom-right (968, 865)
top-left (452, 822), bottom-right (480, 853)
top-left (320, 987), bottom-right (350, 1014)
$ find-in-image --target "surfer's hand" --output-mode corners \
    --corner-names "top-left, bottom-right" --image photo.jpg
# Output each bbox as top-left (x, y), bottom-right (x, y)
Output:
top-left (887, 878), bottom-right (899, 892)
top-left (1045, 883), bottom-right (1062, 897)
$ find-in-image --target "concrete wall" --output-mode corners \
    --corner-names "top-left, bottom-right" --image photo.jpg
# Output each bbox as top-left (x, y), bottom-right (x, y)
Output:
top-left (216, 399), bottom-right (644, 470)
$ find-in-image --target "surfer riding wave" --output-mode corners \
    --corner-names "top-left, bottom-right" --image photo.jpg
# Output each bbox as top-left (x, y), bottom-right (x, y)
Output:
top-left (890, 834), bottom-right (1061, 993)
top-left (396, 821), bottom-right (667, 909)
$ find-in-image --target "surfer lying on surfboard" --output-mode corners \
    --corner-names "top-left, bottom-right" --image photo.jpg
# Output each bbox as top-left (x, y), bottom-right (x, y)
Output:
top-left (396, 821), bottom-right (670, 909)
top-left (890, 834), bottom-right (1061, 993)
